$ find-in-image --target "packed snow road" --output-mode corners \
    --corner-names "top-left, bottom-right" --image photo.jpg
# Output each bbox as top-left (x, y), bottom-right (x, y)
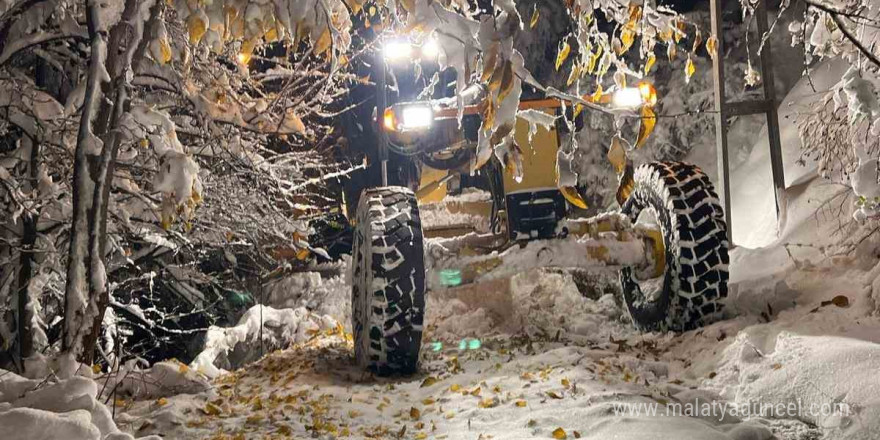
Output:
top-left (114, 256), bottom-right (880, 440)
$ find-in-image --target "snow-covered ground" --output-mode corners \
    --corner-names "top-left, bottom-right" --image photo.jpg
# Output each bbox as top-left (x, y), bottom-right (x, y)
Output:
top-left (5, 165), bottom-right (880, 439)
top-left (18, 136), bottom-right (874, 440)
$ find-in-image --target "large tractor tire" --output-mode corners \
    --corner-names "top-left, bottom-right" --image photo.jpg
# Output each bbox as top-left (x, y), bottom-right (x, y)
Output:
top-left (351, 187), bottom-right (426, 375)
top-left (619, 162), bottom-right (729, 332)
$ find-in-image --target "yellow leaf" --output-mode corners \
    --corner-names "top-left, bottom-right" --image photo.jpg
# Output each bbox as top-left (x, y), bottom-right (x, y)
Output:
top-left (830, 295), bottom-right (850, 307)
top-left (422, 398), bottom-right (435, 405)
top-left (158, 38), bottom-right (172, 65)
top-left (498, 60), bottom-right (515, 103)
top-left (619, 28), bottom-right (635, 55)
top-left (187, 14), bottom-right (207, 44)
top-left (277, 424), bottom-right (292, 436)
top-left (265, 26), bottom-right (279, 42)
top-left (160, 213), bottom-right (173, 231)
top-left (530, 6), bottom-right (540, 29)
top-left (561, 378), bottom-right (570, 388)
top-left (644, 53), bottom-right (656, 75)
top-left (410, 406), bottom-right (421, 420)
top-left (628, 4), bottom-right (643, 23)
top-left (238, 39), bottom-right (256, 65)
top-left (482, 44), bottom-right (499, 82)
top-left (421, 377), bottom-right (438, 388)
top-left (179, 363), bottom-right (189, 374)
top-left (547, 391), bottom-right (563, 399)
top-left (685, 55), bottom-right (696, 83)
top-left (586, 46), bottom-right (602, 73)
top-left (487, 63), bottom-right (504, 94)
top-left (415, 433), bottom-right (427, 440)
top-left (692, 29), bottom-right (703, 53)
top-left (156, 397), bottom-right (168, 406)
top-left (482, 97), bottom-right (496, 132)
top-left (553, 427), bottom-right (568, 439)
top-left (636, 106), bottom-right (656, 149)
top-left (675, 20), bottom-right (687, 42)
top-left (478, 398), bottom-right (498, 408)
top-left (91, 364), bottom-right (101, 374)
top-left (555, 40), bottom-right (571, 71)
top-left (607, 135), bottom-right (627, 174)
top-left (590, 84), bottom-right (603, 103)
top-left (471, 386), bottom-right (482, 397)
top-left (450, 384), bottom-right (462, 392)
top-left (296, 248), bottom-right (310, 261)
top-left (560, 186), bottom-right (588, 209)
top-left (515, 400), bottom-right (527, 407)
top-left (314, 27), bottom-right (332, 56)
top-left (616, 161), bottom-right (635, 206)
top-left (203, 402), bottom-right (222, 416)
top-left (567, 64), bottom-right (581, 87)
top-left (706, 35), bottom-right (718, 60)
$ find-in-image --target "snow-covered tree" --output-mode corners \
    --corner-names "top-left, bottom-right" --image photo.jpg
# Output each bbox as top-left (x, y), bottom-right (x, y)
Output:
top-left (0, 0), bottom-right (355, 370)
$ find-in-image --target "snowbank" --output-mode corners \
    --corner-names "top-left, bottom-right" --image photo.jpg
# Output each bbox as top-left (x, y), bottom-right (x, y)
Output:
top-left (190, 305), bottom-right (339, 378)
top-left (110, 360), bottom-right (211, 400)
top-left (709, 332), bottom-right (880, 440)
top-left (426, 268), bottom-right (628, 344)
top-left (0, 371), bottom-right (160, 440)
top-left (263, 264), bottom-right (351, 330)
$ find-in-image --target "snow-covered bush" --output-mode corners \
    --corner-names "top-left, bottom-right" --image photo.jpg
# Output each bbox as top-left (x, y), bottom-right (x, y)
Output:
top-left (770, 0), bottom-right (880, 221)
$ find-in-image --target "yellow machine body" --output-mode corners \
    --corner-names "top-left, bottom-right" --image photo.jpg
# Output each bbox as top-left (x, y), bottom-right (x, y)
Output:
top-left (416, 109), bottom-right (562, 204)
top-left (502, 112), bottom-right (560, 193)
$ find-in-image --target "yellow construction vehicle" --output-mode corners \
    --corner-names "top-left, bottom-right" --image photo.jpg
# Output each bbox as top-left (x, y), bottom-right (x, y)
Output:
top-left (346, 37), bottom-right (728, 376)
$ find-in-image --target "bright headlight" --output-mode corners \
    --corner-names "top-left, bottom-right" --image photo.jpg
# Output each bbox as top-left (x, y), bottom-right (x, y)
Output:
top-left (421, 37), bottom-right (440, 59)
top-left (384, 39), bottom-right (413, 61)
top-left (384, 104), bottom-right (433, 132)
top-left (611, 87), bottom-right (643, 109)
top-left (611, 81), bottom-right (658, 109)
top-left (400, 105), bottom-right (433, 130)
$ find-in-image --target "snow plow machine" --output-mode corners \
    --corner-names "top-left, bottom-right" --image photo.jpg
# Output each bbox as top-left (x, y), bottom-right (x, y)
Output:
top-left (344, 40), bottom-right (729, 376)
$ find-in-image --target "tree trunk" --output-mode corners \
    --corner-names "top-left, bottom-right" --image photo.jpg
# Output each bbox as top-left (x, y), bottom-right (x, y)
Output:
top-left (15, 136), bottom-right (39, 363)
top-left (80, 0), bottom-right (151, 363)
top-left (65, 0), bottom-right (152, 363)
top-left (62, 0), bottom-right (105, 360)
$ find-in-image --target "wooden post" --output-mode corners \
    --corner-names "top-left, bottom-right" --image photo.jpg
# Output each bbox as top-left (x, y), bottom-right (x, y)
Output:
top-left (710, 0), bottom-right (733, 244)
top-left (755, 0), bottom-right (787, 216)
top-left (709, 0), bottom-right (786, 246)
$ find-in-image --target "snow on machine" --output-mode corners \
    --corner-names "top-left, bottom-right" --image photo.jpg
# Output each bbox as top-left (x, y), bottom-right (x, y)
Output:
top-left (343, 35), bottom-right (729, 375)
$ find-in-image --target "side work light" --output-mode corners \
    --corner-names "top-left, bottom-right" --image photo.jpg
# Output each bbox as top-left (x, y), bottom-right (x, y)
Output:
top-left (383, 103), bottom-right (434, 132)
top-left (611, 81), bottom-right (658, 109)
